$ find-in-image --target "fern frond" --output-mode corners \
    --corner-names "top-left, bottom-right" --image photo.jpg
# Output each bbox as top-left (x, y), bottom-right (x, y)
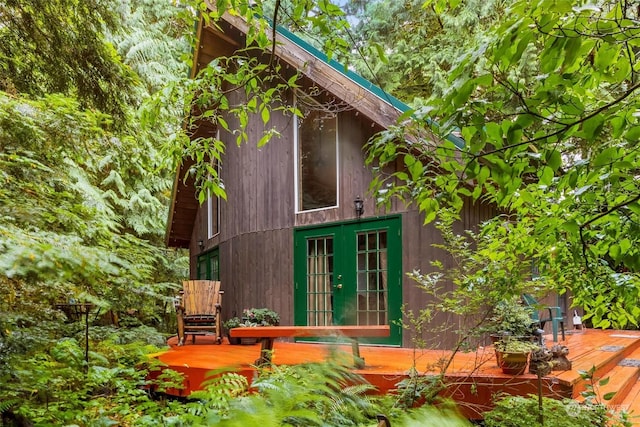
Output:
top-left (0, 398), bottom-right (21, 414)
top-left (200, 371), bottom-right (249, 398)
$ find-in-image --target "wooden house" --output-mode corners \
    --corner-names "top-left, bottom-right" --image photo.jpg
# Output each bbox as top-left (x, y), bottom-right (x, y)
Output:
top-left (166, 10), bottom-right (498, 348)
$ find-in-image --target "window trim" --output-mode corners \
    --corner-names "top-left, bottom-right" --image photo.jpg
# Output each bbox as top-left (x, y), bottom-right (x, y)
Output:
top-left (207, 130), bottom-right (221, 239)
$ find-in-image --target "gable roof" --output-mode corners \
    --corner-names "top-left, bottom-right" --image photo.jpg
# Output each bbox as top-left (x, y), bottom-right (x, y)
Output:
top-left (166, 8), bottom-right (455, 247)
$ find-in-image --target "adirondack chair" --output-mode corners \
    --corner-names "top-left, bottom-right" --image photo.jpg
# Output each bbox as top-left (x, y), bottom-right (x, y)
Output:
top-left (175, 280), bottom-right (224, 345)
top-left (522, 293), bottom-right (565, 342)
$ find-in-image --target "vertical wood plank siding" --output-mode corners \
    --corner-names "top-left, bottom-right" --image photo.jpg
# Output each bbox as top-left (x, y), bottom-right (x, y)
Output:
top-left (188, 87), bottom-right (496, 349)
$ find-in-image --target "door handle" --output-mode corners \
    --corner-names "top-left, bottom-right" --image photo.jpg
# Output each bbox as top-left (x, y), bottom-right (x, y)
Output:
top-left (334, 284), bottom-right (342, 289)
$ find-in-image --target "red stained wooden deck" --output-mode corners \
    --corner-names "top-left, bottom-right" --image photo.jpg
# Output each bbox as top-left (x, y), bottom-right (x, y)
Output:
top-left (151, 329), bottom-right (640, 421)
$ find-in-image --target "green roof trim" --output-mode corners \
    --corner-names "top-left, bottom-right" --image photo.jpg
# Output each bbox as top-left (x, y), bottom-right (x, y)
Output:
top-left (273, 23), bottom-right (466, 150)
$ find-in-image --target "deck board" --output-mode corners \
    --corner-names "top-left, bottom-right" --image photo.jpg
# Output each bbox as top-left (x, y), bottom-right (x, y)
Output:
top-left (150, 329), bottom-right (640, 420)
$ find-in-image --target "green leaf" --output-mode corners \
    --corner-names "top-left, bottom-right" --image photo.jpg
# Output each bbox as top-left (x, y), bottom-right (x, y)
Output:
top-left (261, 106), bottom-right (270, 124)
top-left (373, 42), bottom-right (388, 64)
top-left (287, 74), bottom-right (299, 87)
top-left (475, 73), bottom-right (493, 87)
top-left (546, 150), bottom-right (562, 171)
top-left (624, 126), bottom-right (640, 142)
top-left (581, 116), bottom-right (604, 140)
top-left (560, 220), bottom-right (579, 235)
top-left (247, 97), bottom-right (257, 111)
top-left (404, 154), bottom-right (416, 167)
top-left (409, 159), bottom-right (424, 181)
top-left (609, 244), bottom-right (620, 259)
top-left (595, 43), bottom-right (619, 71)
top-left (419, 198), bottom-right (439, 224)
top-left (453, 79), bottom-right (476, 107)
top-left (257, 133), bottom-right (270, 147)
top-left (562, 37), bottom-right (582, 69)
top-left (539, 166), bottom-right (554, 186)
top-left (619, 238), bottom-right (631, 253)
top-left (218, 117), bottom-right (230, 132)
top-left (592, 147), bottom-right (618, 167)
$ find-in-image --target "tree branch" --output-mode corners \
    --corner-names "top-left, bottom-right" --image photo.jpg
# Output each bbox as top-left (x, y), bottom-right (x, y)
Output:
top-left (474, 81), bottom-right (640, 159)
top-left (579, 192), bottom-right (640, 271)
top-left (580, 193), bottom-right (640, 231)
top-left (269, 0), bottom-right (281, 68)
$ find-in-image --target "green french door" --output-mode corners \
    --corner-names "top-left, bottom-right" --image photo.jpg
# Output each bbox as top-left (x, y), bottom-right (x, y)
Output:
top-left (294, 216), bottom-right (402, 345)
top-left (197, 247), bottom-right (219, 280)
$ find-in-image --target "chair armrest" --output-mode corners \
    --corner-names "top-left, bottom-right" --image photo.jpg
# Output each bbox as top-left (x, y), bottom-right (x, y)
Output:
top-left (546, 306), bottom-right (563, 318)
top-left (174, 290), bottom-right (185, 312)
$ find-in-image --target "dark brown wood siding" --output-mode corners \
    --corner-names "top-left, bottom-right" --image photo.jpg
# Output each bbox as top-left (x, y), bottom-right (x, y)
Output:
top-left (401, 201), bottom-right (497, 348)
top-left (172, 15), bottom-right (506, 348)
top-left (189, 88), bottom-right (295, 322)
top-left (188, 91), bottom-right (497, 348)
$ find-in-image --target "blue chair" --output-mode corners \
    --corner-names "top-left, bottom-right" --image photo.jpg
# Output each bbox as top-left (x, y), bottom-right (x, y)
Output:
top-left (522, 294), bottom-right (565, 342)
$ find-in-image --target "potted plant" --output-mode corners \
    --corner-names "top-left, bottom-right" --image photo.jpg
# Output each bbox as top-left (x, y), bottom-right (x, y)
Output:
top-left (485, 295), bottom-right (538, 340)
top-left (242, 307), bottom-right (280, 326)
top-left (225, 308), bottom-right (280, 345)
top-left (223, 317), bottom-right (243, 345)
top-left (482, 295), bottom-right (540, 367)
top-left (494, 337), bottom-right (538, 375)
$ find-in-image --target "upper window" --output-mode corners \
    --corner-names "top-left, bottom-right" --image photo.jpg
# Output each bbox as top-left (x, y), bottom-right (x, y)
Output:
top-left (295, 95), bottom-right (339, 212)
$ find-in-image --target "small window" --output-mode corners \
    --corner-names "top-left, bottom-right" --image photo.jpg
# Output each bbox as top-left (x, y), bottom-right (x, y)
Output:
top-left (207, 154), bottom-right (221, 239)
top-left (295, 95), bottom-right (338, 212)
top-left (207, 187), bottom-right (219, 238)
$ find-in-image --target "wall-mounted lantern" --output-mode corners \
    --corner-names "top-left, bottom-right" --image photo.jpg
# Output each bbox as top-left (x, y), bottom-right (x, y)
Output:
top-left (197, 239), bottom-right (204, 251)
top-left (354, 196), bottom-right (364, 219)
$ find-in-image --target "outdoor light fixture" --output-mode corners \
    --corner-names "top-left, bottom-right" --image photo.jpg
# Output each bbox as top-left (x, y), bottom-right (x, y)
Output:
top-left (354, 196), bottom-right (364, 218)
top-left (197, 239), bottom-right (204, 251)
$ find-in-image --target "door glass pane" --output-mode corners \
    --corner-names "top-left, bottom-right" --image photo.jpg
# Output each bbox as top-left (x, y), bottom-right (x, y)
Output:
top-left (209, 252), bottom-right (219, 281)
top-left (197, 249), bottom-right (219, 280)
top-left (197, 256), bottom-right (207, 280)
top-left (306, 237), bottom-right (333, 326)
top-left (356, 230), bottom-right (388, 325)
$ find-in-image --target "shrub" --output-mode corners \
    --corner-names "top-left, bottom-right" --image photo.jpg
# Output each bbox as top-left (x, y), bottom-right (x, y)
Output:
top-left (483, 394), bottom-right (627, 427)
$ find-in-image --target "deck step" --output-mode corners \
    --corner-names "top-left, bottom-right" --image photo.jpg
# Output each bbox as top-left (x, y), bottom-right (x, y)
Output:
top-left (564, 334), bottom-right (640, 399)
top-left (589, 352), bottom-right (640, 406)
top-left (615, 378), bottom-right (640, 418)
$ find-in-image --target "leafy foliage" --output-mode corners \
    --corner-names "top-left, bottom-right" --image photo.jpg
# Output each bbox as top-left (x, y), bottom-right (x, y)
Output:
top-left (484, 392), bottom-right (631, 427)
top-left (0, 0), bottom-right (137, 125)
top-left (346, 0), bottom-right (507, 104)
top-left (0, 331), bottom-right (179, 426)
top-left (150, 0), bottom-right (354, 203)
top-left (0, 92), bottom-right (182, 328)
top-left (486, 296), bottom-right (538, 338)
top-left (405, 211), bottom-right (554, 346)
top-left (113, 0), bottom-right (192, 95)
top-left (0, 0), bottom-right (190, 422)
top-left (367, 0), bottom-right (640, 328)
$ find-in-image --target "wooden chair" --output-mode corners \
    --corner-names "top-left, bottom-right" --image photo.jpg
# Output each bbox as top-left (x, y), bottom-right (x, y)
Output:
top-left (522, 293), bottom-right (565, 342)
top-left (175, 280), bottom-right (223, 345)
